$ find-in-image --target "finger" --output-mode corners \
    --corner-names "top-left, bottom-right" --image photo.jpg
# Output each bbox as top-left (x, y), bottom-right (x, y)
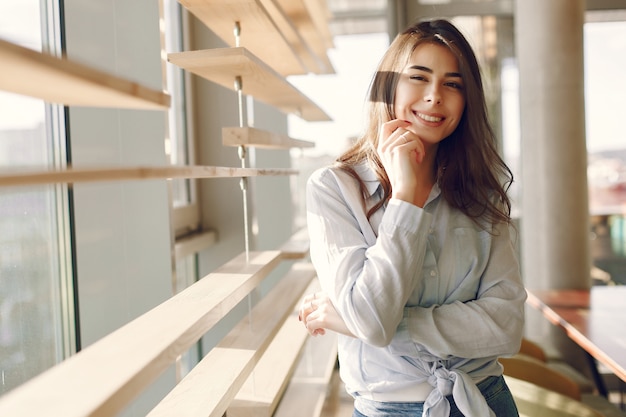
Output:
top-left (312, 328), bottom-right (326, 336)
top-left (395, 131), bottom-right (426, 162)
top-left (299, 298), bottom-right (317, 323)
top-left (304, 311), bottom-right (325, 336)
top-left (379, 120), bottom-right (410, 150)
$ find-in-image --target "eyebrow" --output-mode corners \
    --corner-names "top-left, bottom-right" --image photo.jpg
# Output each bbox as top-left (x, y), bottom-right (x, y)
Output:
top-left (409, 65), bottom-right (462, 78)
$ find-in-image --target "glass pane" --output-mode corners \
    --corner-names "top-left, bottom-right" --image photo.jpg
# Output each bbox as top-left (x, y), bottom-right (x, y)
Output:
top-left (0, 0), bottom-right (71, 395)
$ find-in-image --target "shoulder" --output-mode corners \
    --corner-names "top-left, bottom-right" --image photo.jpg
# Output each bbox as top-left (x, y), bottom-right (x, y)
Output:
top-left (307, 164), bottom-right (361, 190)
top-left (308, 161), bottom-right (380, 196)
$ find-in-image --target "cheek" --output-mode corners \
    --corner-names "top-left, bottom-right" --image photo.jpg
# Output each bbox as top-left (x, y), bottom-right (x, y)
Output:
top-left (393, 87), bottom-right (416, 116)
top-left (449, 99), bottom-right (465, 124)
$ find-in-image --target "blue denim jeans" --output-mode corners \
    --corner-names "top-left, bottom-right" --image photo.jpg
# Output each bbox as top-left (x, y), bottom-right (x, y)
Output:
top-left (352, 375), bottom-right (519, 417)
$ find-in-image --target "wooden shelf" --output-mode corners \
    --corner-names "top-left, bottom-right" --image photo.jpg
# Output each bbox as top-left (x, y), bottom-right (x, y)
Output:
top-left (0, 251), bottom-right (287, 417)
top-left (279, 227), bottom-right (310, 259)
top-left (275, 0), bottom-right (335, 74)
top-left (227, 285), bottom-right (314, 417)
top-left (147, 263), bottom-right (317, 417)
top-left (273, 331), bottom-right (338, 417)
top-left (222, 127), bottom-right (314, 150)
top-left (0, 165), bottom-right (298, 188)
top-left (168, 47), bottom-right (331, 122)
top-left (175, 230), bottom-right (218, 260)
top-left (177, 0), bottom-right (334, 76)
top-left (0, 38), bottom-right (170, 110)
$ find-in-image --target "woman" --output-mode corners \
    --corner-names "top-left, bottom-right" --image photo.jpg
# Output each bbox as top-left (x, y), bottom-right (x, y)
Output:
top-left (299, 19), bottom-right (526, 417)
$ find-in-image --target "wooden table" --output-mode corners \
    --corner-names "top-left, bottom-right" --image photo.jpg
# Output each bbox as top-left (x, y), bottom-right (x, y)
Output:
top-left (525, 286), bottom-right (626, 396)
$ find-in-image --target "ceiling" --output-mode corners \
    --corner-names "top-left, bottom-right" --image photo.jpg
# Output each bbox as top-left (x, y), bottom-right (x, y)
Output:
top-left (325, 0), bottom-right (626, 37)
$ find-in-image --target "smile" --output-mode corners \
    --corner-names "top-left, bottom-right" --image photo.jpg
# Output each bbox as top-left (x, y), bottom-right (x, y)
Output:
top-left (416, 112), bottom-right (443, 123)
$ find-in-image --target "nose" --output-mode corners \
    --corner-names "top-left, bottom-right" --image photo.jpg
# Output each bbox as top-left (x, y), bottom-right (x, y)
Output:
top-left (424, 85), bottom-right (442, 105)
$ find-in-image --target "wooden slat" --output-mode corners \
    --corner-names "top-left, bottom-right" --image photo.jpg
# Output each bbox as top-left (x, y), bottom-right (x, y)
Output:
top-left (302, 0), bottom-right (335, 50)
top-left (228, 280), bottom-right (319, 417)
top-left (167, 47), bottom-right (331, 122)
top-left (147, 262), bottom-right (317, 417)
top-left (175, 230), bottom-right (218, 260)
top-left (0, 38), bottom-right (170, 110)
top-left (228, 316), bottom-right (309, 417)
top-left (0, 165), bottom-right (298, 188)
top-left (0, 251), bottom-right (284, 417)
top-left (272, 331), bottom-right (338, 417)
top-left (279, 227), bottom-right (310, 259)
top-left (275, 0), bottom-right (335, 74)
top-left (177, 0), bottom-right (308, 76)
top-left (222, 127), bottom-right (314, 150)
top-left (255, 0), bottom-right (326, 74)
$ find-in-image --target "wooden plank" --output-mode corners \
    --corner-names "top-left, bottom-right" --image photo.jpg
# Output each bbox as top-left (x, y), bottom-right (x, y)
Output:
top-left (0, 38), bottom-right (170, 110)
top-left (302, 0), bottom-right (335, 50)
top-left (279, 227), bottom-right (310, 259)
top-left (222, 127), bottom-right (314, 150)
top-left (168, 47), bottom-right (331, 122)
top-left (275, 0), bottom-right (335, 74)
top-left (228, 280), bottom-right (319, 417)
top-left (175, 229), bottom-right (218, 259)
top-left (0, 165), bottom-right (298, 188)
top-left (256, 0), bottom-right (325, 74)
top-left (272, 331), bottom-right (338, 417)
top-left (177, 0), bottom-right (308, 76)
top-left (147, 262), bottom-right (317, 417)
top-left (227, 316), bottom-right (309, 417)
top-left (0, 251), bottom-right (284, 417)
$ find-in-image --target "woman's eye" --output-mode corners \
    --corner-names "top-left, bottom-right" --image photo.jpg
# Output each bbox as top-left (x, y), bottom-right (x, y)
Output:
top-left (409, 75), bottom-right (426, 81)
top-left (445, 82), bottom-right (463, 90)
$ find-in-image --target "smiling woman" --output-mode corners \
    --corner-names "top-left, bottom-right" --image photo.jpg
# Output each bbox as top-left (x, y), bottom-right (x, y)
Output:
top-left (297, 19), bottom-right (525, 417)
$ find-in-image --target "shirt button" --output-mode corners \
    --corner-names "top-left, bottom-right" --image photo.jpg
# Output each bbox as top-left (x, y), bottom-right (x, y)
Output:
top-left (430, 270), bottom-right (437, 277)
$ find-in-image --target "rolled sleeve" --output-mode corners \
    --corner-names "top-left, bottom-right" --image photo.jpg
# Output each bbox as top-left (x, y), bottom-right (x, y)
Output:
top-left (406, 222), bottom-right (526, 358)
top-left (307, 168), bottom-right (433, 346)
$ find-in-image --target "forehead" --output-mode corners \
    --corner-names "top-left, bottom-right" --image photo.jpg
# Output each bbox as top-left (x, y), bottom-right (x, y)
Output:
top-left (404, 42), bottom-right (460, 73)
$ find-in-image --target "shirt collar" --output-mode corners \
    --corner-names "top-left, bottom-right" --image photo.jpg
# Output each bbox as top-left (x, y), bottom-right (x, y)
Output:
top-left (353, 161), bottom-right (381, 197)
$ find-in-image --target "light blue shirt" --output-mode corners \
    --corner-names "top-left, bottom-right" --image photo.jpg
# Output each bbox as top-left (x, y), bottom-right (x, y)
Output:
top-left (306, 162), bottom-right (526, 417)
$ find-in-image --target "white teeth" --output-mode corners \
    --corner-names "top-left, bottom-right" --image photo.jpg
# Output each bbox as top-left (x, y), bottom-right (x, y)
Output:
top-left (417, 113), bottom-right (443, 122)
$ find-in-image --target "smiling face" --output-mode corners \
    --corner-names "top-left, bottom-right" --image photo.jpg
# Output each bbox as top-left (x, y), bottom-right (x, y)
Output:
top-left (394, 42), bottom-right (466, 148)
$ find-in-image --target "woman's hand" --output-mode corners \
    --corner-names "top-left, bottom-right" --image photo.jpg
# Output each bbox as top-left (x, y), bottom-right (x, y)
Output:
top-left (377, 119), bottom-right (425, 203)
top-left (298, 292), bottom-right (355, 338)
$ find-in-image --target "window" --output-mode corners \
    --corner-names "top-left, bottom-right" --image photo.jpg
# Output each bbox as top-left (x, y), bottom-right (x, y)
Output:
top-left (0, 0), bottom-right (75, 395)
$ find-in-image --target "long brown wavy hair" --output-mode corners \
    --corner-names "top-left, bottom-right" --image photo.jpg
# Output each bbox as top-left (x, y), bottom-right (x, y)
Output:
top-left (336, 19), bottom-right (513, 228)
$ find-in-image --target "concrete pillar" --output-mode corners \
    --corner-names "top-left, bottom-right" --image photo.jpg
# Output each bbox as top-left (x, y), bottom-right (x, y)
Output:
top-left (515, 0), bottom-right (590, 291)
top-left (516, 0), bottom-right (594, 374)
